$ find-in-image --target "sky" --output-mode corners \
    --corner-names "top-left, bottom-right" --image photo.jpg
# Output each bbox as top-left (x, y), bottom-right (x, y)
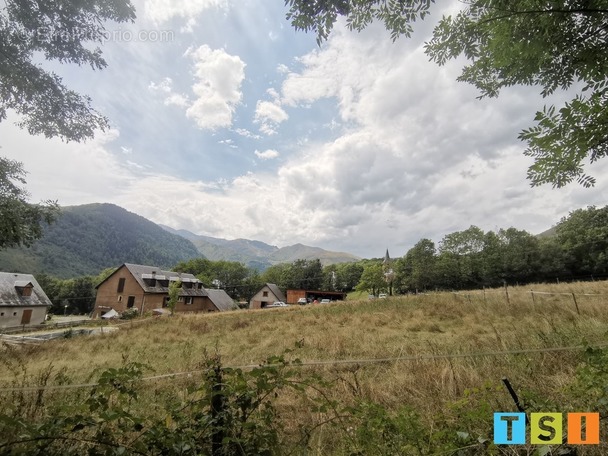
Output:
top-left (1, 0), bottom-right (607, 259)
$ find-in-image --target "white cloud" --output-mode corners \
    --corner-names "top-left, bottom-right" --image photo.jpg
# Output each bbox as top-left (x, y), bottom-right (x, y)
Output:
top-left (165, 93), bottom-right (189, 107)
top-left (149, 77), bottom-right (189, 107)
top-left (144, 0), bottom-right (226, 24)
top-left (254, 100), bottom-right (288, 135)
top-left (234, 128), bottom-right (261, 139)
top-left (150, 46), bottom-right (246, 130)
top-left (4, 3), bottom-right (607, 260)
top-left (185, 45), bottom-right (246, 130)
top-left (254, 149), bottom-right (280, 160)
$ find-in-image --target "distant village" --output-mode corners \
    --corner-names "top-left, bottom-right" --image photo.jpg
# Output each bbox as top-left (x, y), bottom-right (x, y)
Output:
top-left (0, 261), bottom-right (357, 330)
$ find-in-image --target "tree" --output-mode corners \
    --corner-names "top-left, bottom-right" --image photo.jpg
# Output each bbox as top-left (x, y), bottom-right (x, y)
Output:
top-left (285, 0), bottom-right (608, 188)
top-left (395, 238), bottom-right (436, 292)
top-left (555, 205), bottom-right (608, 276)
top-left (167, 280), bottom-right (181, 316)
top-left (0, 157), bottom-right (59, 249)
top-left (437, 226), bottom-right (485, 289)
top-left (173, 258), bottom-right (257, 300)
top-left (1, 0), bottom-right (135, 141)
top-left (355, 261), bottom-right (385, 296)
top-left (262, 259), bottom-right (324, 291)
top-left (322, 262), bottom-right (364, 291)
top-left (497, 228), bottom-right (542, 284)
top-left (285, 0), bottom-right (433, 44)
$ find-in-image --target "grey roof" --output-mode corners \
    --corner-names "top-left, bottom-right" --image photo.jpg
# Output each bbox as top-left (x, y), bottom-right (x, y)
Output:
top-left (0, 272), bottom-right (52, 307)
top-left (101, 264), bottom-right (207, 297)
top-left (206, 289), bottom-right (235, 312)
top-left (266, 283), bottom-right (286, 303)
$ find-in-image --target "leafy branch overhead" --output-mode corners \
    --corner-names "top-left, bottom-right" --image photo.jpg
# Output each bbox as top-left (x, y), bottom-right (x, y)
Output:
top-left (284, 0), bottom-right (608, 188)
top-left (0, 157), bottom-right (59, 250)
top-left (0, 0), bottom-right (135, 142)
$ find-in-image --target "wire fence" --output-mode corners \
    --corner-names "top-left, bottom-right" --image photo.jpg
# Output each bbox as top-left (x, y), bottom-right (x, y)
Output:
top-left (1, 342), bottom-right (607, 393)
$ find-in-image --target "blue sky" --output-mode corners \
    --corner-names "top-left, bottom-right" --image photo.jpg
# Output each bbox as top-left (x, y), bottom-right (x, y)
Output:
top-left (1, 0), bottom-right (607, 259)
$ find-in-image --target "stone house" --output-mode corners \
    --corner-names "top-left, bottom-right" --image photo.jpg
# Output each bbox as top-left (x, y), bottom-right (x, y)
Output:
top-left (0, 272), bottom-right (51, 329)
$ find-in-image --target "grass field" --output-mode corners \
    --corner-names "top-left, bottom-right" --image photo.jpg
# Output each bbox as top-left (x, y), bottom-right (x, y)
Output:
top-left (2, 281), bottom-right (608, 454)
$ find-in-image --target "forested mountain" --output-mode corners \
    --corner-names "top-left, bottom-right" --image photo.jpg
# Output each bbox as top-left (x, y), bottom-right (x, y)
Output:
top-left (0, 204), bottom-right (200, 278)
top-left (160, 226), bottom-right (359, 270)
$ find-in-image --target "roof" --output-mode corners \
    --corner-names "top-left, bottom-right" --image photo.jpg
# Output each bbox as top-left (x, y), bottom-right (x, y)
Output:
top-left (0, 272), bottom-right (52, 307)
top-left (206, 289), bottom-right (235, 312)
top-left (99, 264), bottom-right (207, 297)
top-left (265, 283), bottom-right (286, 303)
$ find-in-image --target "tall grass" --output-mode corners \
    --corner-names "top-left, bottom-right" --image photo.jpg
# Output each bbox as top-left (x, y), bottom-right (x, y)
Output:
top-left (2, 281), bottom-right (608, 453)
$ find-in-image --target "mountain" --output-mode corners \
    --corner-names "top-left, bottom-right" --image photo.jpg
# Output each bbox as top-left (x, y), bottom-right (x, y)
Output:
top-left (160, 226), bottom-right (360, 269)
top-left (0, 204), bottom-right (201, 278)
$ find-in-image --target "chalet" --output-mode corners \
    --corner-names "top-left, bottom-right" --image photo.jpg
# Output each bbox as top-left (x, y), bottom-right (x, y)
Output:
top-left (92, 263), bottom-right (233, 318)
top-left (249, 283), bottom-right (286, 309)
top-left (0, 272), bottom-right (51, 329)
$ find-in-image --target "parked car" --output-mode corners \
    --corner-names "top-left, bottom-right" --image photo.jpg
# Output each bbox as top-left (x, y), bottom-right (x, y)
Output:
top-left (320, 299), bottom-right (331, 304)
top-left (297, 298), bottom-right (308, 305)
top-left (266, 301), bottom-right (288, 308)
top-left (378, 293), bottom-right (387, 299)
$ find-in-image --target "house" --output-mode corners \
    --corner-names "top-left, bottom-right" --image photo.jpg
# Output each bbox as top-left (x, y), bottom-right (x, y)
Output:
top-left (0, 272), bottom-right (51, 329)
top-left (92, 263), bottom-right (233, 318)
top-left (249, 283), bottom-right (286, 309)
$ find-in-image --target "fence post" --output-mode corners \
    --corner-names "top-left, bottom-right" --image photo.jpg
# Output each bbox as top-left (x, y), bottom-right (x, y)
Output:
top-left (571, 292), bottom-right (580, 315)
top-left (531, 290), bottom-right (535, 304)
top-left (502, 377), bottom-right (525, 413)
top-left (504, 282), bottom-right (510, 305)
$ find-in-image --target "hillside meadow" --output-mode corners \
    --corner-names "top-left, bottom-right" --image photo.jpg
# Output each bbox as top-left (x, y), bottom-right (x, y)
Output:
top-left (2, 281), bottom-right (608, 454)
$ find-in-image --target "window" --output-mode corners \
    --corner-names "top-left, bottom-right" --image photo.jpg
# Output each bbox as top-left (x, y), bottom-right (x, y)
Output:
top-left (127, 296), bottom-right (135, 308)
top-left (13, 312), bottom-right (17, 316)
top-left (163, 296), bottom-right (169, 308)
top-left (21, 287), bottom-right (32, 297)
top-left (185, 297), bottom-right (193, 305)
top-left (263, 291), bottom-right (268, 297)
top-left (178, 296), bottom-right (184, 302)
top-left (117, 278), bottom-right (125, 293)
top-left (0, 312), bottom-right (4, 317)
top-left (117, 295), bottom-right (123, 302)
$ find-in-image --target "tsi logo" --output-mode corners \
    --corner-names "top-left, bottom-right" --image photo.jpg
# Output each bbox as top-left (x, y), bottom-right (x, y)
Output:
top-left (493, 412), bottom-right (600, 445)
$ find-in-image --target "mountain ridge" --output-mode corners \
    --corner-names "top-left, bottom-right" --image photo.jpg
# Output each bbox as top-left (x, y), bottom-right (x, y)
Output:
top-left (0, 203), bottom-right (360, 278)
top-left (159, 225), bottom-right (360, 269)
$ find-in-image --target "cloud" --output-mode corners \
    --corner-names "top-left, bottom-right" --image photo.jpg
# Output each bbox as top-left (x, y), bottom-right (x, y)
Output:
top-left (144, 0), bottom-right (227, 24)
top-left (254, 100), bottom-right (288, 135)
top-left (4, 4), bottom-right (608, 260)
top-left (148, 77), bottom-right (189, 107)
top-left (234, 128), bottom-right (261, 139)
top-left (254, 149), bottom-right (280, 160)
top-left (184, 45), bottom-right (246, 130)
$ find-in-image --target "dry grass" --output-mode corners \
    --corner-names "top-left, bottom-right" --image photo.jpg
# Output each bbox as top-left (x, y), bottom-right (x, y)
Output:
top-left (2, 280), bottom-right (608, 452)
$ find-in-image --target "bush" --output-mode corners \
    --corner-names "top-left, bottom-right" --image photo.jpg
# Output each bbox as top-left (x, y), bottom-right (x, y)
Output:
top-left (120, 308), bottom-right (139, 320)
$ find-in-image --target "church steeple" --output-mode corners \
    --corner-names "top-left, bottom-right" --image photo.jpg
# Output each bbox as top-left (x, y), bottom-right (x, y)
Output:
top-left (383, 249), bottom-right (390, 265)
